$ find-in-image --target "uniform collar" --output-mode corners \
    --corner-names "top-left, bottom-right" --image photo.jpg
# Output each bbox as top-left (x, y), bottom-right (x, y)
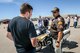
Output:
top-left (55, 15), bottom-right (61, 19)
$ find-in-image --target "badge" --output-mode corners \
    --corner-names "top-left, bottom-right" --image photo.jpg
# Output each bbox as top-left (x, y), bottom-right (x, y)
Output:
top-left (58, 21), bottom-right (63, 25)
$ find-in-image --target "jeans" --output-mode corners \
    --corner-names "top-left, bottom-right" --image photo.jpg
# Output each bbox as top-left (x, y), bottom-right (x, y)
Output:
top-left (16, 48), bottom-right (36, 53)
top-left (74, 22), bottom-right (77, 28)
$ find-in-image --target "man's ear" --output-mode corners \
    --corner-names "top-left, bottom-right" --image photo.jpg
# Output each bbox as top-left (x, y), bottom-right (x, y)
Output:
top-left (25, 11), bottom-right (29, 16)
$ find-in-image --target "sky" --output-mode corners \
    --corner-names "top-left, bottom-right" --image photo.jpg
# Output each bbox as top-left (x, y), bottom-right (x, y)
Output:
top-left (0, 0), bottom-right (80, 19)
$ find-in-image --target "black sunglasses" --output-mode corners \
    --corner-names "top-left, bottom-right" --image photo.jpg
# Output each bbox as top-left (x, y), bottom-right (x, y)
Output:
top-left (53, 11), bottom-right (57, 13)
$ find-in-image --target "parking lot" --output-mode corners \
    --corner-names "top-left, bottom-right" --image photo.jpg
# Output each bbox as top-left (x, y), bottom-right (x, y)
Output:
top-left (0, 23), bottom-right (80, 53)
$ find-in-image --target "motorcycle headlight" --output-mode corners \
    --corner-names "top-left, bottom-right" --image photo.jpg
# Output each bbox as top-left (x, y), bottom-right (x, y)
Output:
top-left (36, 30), bottom-right (40, 35)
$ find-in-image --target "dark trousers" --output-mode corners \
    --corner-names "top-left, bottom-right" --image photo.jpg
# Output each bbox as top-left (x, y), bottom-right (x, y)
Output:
top-left (16, 48), bottom-right (36, 53)
top-left (74, 22), bottom-right (77, 28)
top-left (67, 22), bottom-right (70, 28)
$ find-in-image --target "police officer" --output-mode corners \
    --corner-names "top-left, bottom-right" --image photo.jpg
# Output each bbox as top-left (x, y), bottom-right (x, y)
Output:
top-left (50, 7), bottom-right (65, 53)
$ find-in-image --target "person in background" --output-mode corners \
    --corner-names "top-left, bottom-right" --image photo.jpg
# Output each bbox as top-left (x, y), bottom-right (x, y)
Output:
top-left (67, 15), bottom-right (70, 28)
top-left (50, 7), bottom-right (65, 53)
top-left (73, 15), bottom-right (78, 28)
top-left (77, 16), bottom-right (79, 27)
top-left (38, 16), bottom-right (43, 28)
top-left (7, 3), bottom-right (37, 53)
top-left (43, 17), bottom-right (49, 29)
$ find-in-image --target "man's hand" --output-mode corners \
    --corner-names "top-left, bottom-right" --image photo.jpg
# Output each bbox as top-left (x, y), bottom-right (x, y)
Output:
top-left (56, 42), bottom-right (60, 48)
top-left (7, 32), bottom-right (13, 41)
top-left (31, 37), bottom-right (38, 47)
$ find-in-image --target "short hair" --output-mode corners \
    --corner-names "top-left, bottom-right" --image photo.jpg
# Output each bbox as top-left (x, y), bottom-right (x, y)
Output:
top-left (20, 3), bottom-right (33, 14)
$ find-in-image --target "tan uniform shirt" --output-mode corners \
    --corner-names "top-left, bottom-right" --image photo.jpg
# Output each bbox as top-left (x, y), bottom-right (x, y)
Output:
top-left (50, 15), bottom-right (65, 39)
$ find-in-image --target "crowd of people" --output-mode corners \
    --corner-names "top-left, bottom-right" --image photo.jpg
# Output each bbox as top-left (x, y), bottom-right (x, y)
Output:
top-left (37, 16), bottom-right (49, 29)
top-left (65, 15), bottom-right (79, 28)
top-left (37, 15), bottom-right (80, 30)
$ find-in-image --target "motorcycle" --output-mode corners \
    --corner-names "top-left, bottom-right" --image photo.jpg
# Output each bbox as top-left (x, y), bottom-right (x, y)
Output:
top-left (35, 25), bottom-right (52, 52)
top-left (35, 25), bottom-right (70, 52)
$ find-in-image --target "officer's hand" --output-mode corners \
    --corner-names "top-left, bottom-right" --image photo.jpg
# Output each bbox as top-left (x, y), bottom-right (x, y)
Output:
top-left (56, 42), bottom-right (60, 48)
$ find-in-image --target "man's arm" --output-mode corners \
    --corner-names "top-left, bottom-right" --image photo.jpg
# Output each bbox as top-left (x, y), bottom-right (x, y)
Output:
top-left (56, 25), bottom-right (63, 48)
top-left (56, 18), bottom-right (65, 47)
top-left (7, 32), bottom-right (13, 41)
top-left (57, 32), bottom-right (63, 42)
top-left (57, 25), bottom-right (63, 42)
top-left (31, 37), bottom-right (37, 47)
top-left (56, 31), bottom-right (63, 48)
top-left (29, 22), bottom-right (38, 47)
top-left (7, 21), bottom-right (13, 41)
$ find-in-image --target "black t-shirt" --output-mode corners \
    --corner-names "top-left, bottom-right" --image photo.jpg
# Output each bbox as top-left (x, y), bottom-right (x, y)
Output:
top-left (7, 16), bottom-right (37, 51)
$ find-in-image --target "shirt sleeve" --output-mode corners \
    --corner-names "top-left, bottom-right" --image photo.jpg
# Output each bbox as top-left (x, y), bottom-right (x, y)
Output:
top-left (57, 17), bottom-right (65, 32)
top-left (7, 23), bottom-right (11, 32)
top-left (29, 22), bottom-right (37, 38)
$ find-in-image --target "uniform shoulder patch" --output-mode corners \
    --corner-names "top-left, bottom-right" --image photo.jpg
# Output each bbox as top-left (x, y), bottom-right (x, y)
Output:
top-left (58, 21), bottom-right (63, 25)
top-left (57, 17), bottom-right (63, 25)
